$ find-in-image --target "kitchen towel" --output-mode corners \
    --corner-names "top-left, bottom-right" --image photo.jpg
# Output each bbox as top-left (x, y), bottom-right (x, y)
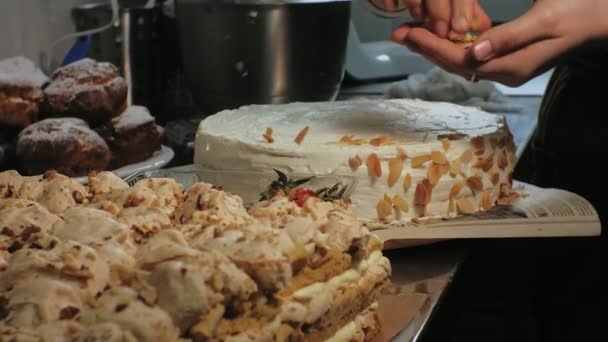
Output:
top-left (385, 67), bottom-right (523, 113)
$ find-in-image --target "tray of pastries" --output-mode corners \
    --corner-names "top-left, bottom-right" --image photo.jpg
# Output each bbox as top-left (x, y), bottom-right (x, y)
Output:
top-left (0, 56), bottom-right (173, 182)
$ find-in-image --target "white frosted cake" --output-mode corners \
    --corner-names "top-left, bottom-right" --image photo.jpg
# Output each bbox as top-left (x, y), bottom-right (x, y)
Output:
top-left (195, 99), bottom-right (517, 225)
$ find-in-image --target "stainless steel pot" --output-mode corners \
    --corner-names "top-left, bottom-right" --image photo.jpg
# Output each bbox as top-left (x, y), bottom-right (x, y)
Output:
top-left (175, 0), bottom-right (351, 115)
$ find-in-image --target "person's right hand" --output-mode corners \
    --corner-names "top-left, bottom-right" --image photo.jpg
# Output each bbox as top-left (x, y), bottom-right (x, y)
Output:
top-left (403, 0), bottom-right (492, 38)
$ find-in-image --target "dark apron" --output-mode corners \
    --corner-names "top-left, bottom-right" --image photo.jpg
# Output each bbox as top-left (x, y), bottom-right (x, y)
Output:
top-left (518, 44), bottom-right (608, 342)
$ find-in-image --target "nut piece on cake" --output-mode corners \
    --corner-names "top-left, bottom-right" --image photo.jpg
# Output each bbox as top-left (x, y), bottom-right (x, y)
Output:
top-left (0, 56), bottom-right (48, 128)
top-left (43, 58), bottom-right (127, 126)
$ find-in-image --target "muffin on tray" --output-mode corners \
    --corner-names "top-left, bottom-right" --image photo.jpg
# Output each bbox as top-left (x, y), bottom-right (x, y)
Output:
top-left (0, 56), bottom-right (48, 128)
top-left (16, 118), bottom-right (111, 177)
top-left (43, 58), bottom-right (127, 126)
top-left (95, 105), bottom-right (162, 168)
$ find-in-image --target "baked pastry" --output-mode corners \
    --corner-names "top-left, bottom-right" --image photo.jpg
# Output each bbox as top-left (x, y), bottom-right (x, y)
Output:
top-left (43, 58), bottom-right (127, 126)
top-left (0, 56), bottom-right (48, 128)
top-left (195, 98), bottom-right (517, 225)
top-left (95, 105), bottom-right (162, 168)
top-left (16, 118), bottom-right (111, 177)
top-left (0, 170), bottom-right (391, 341)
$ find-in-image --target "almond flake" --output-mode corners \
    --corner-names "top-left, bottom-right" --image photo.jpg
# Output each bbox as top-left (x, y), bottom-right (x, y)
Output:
top-left (348, 155), bottom-right (362, 170)
top-left (441, 138), bottom-right (450, 151)
top-left (431, 151), bottom-right (447, 165)
top-left (396, 147), bottom-right (407, 160)
top-left (340, 135), bottom-right (366, 145)
top-left (460, 149), bottom-right (473, 163)
top-left (497, 149), bottom-right (508, 169)
top-left (411, 154), bottom-right (432, 168)
top-left (294, 126), bottom-right (309, 145)
top-left (471, 136), bottom-right (485, 150)
top-left (387, 158), bottom-right (404, 187)
top-left (490, 171), bottom-right (500, 185)
top-left (427, 163), bottom-right (442, 185)
top-left (450, 159), bottom-right (462, 176)
top-left (422, 131), bottom-right (429, 142)
top-left (440, 161), bottom-right (451, 176)
top-left (370, 135), bottom-right (392, 146)
top-left (449, 182), bottom-right (464, 198)
top-left (383, 193), bottom-right (393, 206)
top-left (366, 153), bottom-right (382, 178)
top-left (393, 194), bottom-right (409, 213)
top-left (403, 173), bottom-right (412, 191)
top-left (414, 178), bottom-right (432, 206)
top-left (473, 156), bottom-right (494, 172)
top-left (456, 197), bottom-right (476, 214)
top-left (376, 199), bottom-right (393, 219)
top-left (481, 188), bottom-right (493, 210)
top-left (263, 127), bottom-right (274, 143)
top-left (466, 175), bottom-right (483, 192)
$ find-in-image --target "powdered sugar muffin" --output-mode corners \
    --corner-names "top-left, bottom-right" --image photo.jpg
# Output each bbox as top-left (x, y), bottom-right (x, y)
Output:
top-left (43, 58), bottom-right (127, 126)
top-left (16, 118), bottom-right (110, 177)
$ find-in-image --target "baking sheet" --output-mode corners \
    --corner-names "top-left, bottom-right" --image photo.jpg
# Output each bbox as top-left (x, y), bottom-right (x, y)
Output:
top-left (372, 294), bottom-right (429, 342)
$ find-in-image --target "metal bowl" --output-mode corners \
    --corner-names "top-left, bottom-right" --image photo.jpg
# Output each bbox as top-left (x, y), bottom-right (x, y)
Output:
top-left (175, 0), bottom-right (351, 115)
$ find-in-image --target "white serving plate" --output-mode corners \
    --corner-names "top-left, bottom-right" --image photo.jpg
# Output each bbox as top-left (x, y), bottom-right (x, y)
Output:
top-left (73, 145), bottom-right (174, 184)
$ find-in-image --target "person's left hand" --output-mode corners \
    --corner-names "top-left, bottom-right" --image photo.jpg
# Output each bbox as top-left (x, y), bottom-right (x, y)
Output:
top-left (392, 0), bottom-right (608, 86)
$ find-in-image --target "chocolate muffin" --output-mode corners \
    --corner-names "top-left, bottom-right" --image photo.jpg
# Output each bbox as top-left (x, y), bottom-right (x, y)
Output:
top-left (43, 58), bottom-right (127, 126)
top-left (0, 56), bottom-right (48, 128)
top-left (16, 118), bottom-right (111, 177)
top-left (95, 105), bottom-right (162, 168)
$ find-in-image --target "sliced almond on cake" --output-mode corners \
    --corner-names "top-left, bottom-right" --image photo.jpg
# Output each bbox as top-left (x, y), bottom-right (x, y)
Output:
top-left (449, 181), bottom-right (464, 198)
top-left (480, 188), bottom-right (493, 210)
top-left (403, 173), bottom-right (412, 191)
top-left (456, 197), bottom-right (476, 214)
top-left (414, 178), bottom-right (432, 206)
top-left (466, 175), bottom-right (483, 192)
top-left (411, 154), bottom-right (432, 168)
top-left (441, 138), bottom-right (450, 151)
top-left (393, 194), bottom-right (409, 213)
top-left (348, 155), bottom-right (362, 170)
top-left (473, 156), bottom-right (494, 172)
top-left (427, 163), bottom-right (442, 185)
top-left (370, 135), bottom-right (392, 146)
top-left (460, 149), bottom-right (473, 164)
top-left (450, 159), bottom-right (462, 176)
top-left (366, 153), bottom-right (382, 177)
top-left (497, 149), bottom-right (508, 170)
top-left (376, 198), bottom-right (393, 219)
top-left (263, 127), bottom-right (274, 143)
top-left (294, 126), bottom-right (309, 145)
top-left (490, 171), bottom-right (500, 185)
top-left (431, 151), bottom-right (447, 165)
top-left (387, 158), bottom-right (404, 187)
top-left (396, 147), bottom-right (407, 161)
top-left (471, 136), bottom-right (484, 150)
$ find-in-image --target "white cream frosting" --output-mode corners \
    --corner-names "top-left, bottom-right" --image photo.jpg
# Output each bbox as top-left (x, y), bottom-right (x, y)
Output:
top-left (195, 99), bottom-right (516, 223)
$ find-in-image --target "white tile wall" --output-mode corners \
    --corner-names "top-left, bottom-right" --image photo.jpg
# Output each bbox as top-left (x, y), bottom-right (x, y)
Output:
top-left (0, 0), bottom-right (92, 72)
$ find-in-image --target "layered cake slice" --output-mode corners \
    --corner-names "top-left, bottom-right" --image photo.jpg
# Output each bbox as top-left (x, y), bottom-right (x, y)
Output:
top-left (0, 170), bottom-right (392, 341)
top-left (195, 98), bottom-right (518, 225)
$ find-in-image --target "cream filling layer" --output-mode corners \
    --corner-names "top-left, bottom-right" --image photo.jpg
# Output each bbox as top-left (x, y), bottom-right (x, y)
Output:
top-left (280, 251), bottom-right (388, 324)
